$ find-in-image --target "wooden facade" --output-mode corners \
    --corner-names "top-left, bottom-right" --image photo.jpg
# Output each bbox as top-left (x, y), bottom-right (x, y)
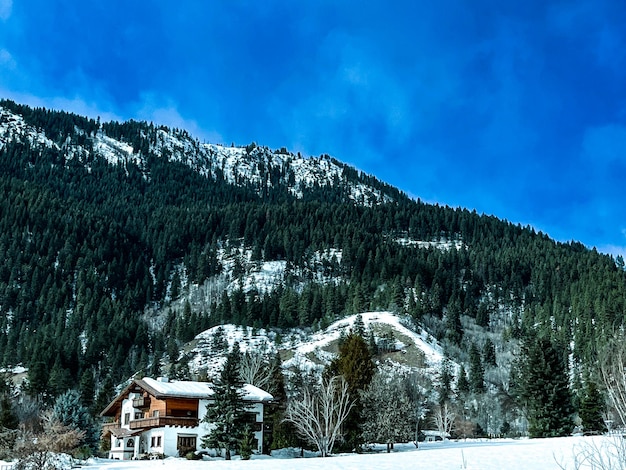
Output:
top-left (100, 377), bottom-right (272, 460)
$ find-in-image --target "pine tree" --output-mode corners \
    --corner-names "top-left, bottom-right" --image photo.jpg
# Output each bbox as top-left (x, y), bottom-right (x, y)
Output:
top-left (92, 375), bottom-right (115, 417)
top-left (437, 358), bottom-right (454, 406)
top-left (201, 342), bottom-right (249, 460)
top-left (515, 335), bottom-right (573, 438)
top-left (457, 365), bottom-right (470, 396)
top-left (578, 375), bottom-right (606, 434)
top-left (445, 309), bottom-right (463, 345)
top-left (52, 389), bottom-right (99, 451)
top-left (238, 425), bottom-right (254, 460)
top-left (352, 314), bottom-right (365, 337)
top-left (78, 369), bottom-right (95, 410)
top-left (265, 352), bottom-right (294, 452)
top-left (326, 333), bottom-right (375, 451)
top-left (0, 374), bottom-right (17, 430)
top-left (482, 338), bottom-right (497, 367)
top-left (360, 373), bottom-right (414, 452)
top-left (469, 343), bottom-right (485, 393)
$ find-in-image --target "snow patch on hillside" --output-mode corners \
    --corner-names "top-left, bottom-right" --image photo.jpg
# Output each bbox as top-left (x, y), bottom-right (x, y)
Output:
top-left (189, 324), bottom-right (276, 375)
top-left (94, 132), bottom-right (137, 166)
top-left (149, 127), bottom-right (393, 205)
top-left (214, 245), bottom-right (343, 296)
top-left (185, 312), bottom-right (444, 380)
top-left (396, 237), bottom-right (465, 251)
top-left (0, 107), bottom-right (58, 149)
top-left (283, 312), bottom-right (445, 373)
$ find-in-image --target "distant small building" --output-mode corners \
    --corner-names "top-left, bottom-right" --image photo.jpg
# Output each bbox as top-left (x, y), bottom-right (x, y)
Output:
top-left (419, 430), bottom-right (451, 442)
top-left (100, 377), bottom-right (273, 460)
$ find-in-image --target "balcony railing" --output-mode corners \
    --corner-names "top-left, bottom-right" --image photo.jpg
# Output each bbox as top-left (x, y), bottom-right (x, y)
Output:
top-left (132, 397), bottom-right (151, 408)
top-left (129, 416), bottom-right (199, 430)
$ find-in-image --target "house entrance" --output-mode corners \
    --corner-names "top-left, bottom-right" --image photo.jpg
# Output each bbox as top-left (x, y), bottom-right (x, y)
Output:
top-left (177, 435), bottom-right (197, 456)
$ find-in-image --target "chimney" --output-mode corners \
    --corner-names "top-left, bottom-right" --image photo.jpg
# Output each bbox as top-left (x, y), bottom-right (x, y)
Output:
top-left (157, 377), bottom-right (169, 383)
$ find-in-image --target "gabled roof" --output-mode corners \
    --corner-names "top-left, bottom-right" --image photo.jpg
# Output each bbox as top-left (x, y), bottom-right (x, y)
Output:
top-left (100, 377), bottom-right (273, 417)
top-left (108, 427), bottom-right (144, 438)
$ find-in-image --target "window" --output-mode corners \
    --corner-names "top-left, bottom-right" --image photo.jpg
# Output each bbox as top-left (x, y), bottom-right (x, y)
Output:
top-left (177, 435), bottom-right (197, 455)
top-left (134, 412), bottom-right (143, 420)
top-left (152, 410), bottom-right (160, 418)
top-left (124, 413), bottom-right (130, 425)
top-left (177, 435), bottom-right (197, 449)
top-left (127, 439), bottom-right (134, 448)
top-left (115, 439), bottom-right (122, 448)
top-left (151, 435), bottom-right (162, 448)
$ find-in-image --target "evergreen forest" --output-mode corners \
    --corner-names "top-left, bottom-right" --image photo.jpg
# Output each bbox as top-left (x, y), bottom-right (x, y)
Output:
top-left (1, 99), bottom-right (625, 431)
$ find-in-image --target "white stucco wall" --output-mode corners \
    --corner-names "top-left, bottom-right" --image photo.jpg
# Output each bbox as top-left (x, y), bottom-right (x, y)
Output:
top-left (109, 395), bottom-right (266, 459)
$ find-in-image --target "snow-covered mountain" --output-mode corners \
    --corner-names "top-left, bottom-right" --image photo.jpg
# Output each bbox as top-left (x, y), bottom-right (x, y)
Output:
top-left (0, 103), bottom-right (396, 207)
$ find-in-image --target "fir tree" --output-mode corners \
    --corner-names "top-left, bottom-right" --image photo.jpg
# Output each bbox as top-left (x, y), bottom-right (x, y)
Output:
top-left (262, 352), bottom-right (292, 452)
top-left (326, 333), bottom-right (375, 451)
top-left (437, 358), bottom-right (454, 406)
top-left (238, 426), bottom-right (254, 460)
top-left (0, 374), bottom-right (17, 430)
top-left (92, 375), bottom-right (115, 417)
top-left (515, 335), bottom-right (573, 438)
top-left (469, 343), bottom-right (485, 393)
top-left (482, 338), bottom-right (497, 367)
top-left (445, 309), bottom-right (463, 346)
top-left (78, 369), bottom-right (95, 410)
top-left (457, 365), bottom-right (470, 396)
top-left (201, 342), bottom-right (249, 460)
top-left (578, 376), bottom-right (606, 434)
top-left (360, 373), bottom-right (414, 452)
top-left (352, 314), bottom-right (365, 337)
top-left (52, 389), bottom-right (99, 451)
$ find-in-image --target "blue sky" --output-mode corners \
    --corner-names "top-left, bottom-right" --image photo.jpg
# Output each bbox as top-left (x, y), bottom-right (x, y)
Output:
top-left (2, 1), bottom-right (626, 257)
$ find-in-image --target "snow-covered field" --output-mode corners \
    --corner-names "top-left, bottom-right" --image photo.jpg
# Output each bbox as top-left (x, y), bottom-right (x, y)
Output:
top-left (77, 436), bottom-right (610, 470)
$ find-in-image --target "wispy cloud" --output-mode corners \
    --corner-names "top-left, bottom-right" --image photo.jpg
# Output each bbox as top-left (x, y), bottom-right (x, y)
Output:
top-left (1, 0), bottom-right (626, 252)
top-left (133, 93), bottom-right (223, 144)
top-left (0, 0), bottom-right (12, 20)
top-left (0, 49), bottom-right (15, 69)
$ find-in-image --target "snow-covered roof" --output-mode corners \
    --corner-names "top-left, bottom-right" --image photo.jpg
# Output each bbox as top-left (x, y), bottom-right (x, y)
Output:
top-left (139, 377), bottom-right (273, 402)
top-left (101, 377), bottom-right (273, 417)
top-left (140, 377), bottom-right (214, 398)
top-left (242, 383), bottom-right (273, 402)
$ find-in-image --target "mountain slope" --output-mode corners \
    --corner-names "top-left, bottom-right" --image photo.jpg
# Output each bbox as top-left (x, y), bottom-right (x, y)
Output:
top-left (0, 99), bottom-right (625, 398)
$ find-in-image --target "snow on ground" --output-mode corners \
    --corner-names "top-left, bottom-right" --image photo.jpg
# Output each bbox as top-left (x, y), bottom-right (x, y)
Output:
top-left (360, 312), bottom-right (445, 365)
top-left (0, 107), bottom-right (58, 149)
top-left (240, 261), bottom-right (287, 293)
top-left (395, 236), bottom-right (465, 251)
top-left (76, 436), bottom-right (608, 470)
top-left (283, 312), bottom-right (444, 372)
top-left (189, 324), bottom-right (275, 374)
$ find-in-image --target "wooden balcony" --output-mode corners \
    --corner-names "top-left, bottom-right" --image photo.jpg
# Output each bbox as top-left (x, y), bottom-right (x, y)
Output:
top-left (129, 416), bottom-right (199, 430)
top-left (132, 396), bottom-right (151, 408)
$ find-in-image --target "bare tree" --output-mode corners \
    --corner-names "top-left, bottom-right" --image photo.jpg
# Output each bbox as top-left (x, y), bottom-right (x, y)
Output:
top-left (239, 351), bottom-right (271, 390)
top-left (433, 401), bottom-right (455, 439)
top-left (600, 333), bottom-right (626, 427)
top-left (285, 376), bottom-right (353, 457)
top-left (14, 411), bottom-right (84, 470)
